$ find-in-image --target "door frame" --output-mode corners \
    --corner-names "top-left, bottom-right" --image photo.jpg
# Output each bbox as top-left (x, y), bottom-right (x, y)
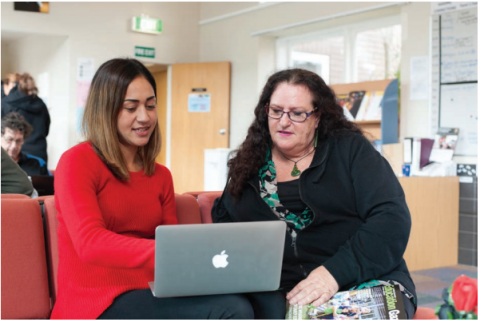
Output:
top-left (144, 61), bottom-right (172, 168)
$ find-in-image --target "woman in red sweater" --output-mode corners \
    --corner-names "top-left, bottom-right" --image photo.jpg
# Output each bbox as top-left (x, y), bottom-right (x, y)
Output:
top-left (50, 58), bottom-right (255, 319)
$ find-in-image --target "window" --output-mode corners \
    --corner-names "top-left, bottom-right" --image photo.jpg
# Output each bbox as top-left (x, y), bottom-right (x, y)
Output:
top-left (291, 36), bottom-right (345, 84)
top-left (276, 16), bottom-right (401, 85)
top-left (355, 25), bottom-right (401, 82)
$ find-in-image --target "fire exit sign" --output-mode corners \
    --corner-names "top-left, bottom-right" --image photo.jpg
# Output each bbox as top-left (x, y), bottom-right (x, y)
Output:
top-left (131, 16), bottom-right (162, 34)
top-left (134, 46), bottom-right (155, 58)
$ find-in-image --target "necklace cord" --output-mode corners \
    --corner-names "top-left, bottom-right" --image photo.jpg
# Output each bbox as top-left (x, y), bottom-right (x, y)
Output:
top-left (277, 147), bottom-right (315, 164)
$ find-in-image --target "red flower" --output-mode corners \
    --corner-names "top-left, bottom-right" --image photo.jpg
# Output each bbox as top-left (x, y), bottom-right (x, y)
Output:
top-left (451, 275), bottom-right (478, 312)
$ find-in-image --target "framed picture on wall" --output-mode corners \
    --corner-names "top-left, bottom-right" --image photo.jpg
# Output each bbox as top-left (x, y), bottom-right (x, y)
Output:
top-left (14, 2), bottom-right (49, 14)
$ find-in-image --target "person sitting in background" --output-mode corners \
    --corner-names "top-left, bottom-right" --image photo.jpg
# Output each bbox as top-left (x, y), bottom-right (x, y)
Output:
top-left (212, 69), bottom-right (417, 318)
top-left (1, 73), bottom-right (20, 98)
top-left (51, 58), bottom-right (254, 319)
top-left (1, 73), bottom-right (50, 163)
top-left (1, 112), bottom-right (51, 176)
top-left (1, 147), bottom-right (34, 196)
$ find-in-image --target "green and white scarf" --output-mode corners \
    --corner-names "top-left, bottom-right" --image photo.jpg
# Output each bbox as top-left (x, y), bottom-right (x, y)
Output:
top-left (258, 147), bottom-right (314, 241)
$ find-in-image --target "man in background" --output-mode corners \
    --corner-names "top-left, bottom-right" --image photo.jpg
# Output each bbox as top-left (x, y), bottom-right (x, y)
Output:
top-left (1, 147), bottom-right (33, 196)
top-left (1, 112), bottom-right (51, 176)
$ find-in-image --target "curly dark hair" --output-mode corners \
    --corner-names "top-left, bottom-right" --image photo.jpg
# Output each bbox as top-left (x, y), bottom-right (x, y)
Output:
top-left (1, 111), bottom-right (33, 139)
top-left (226, 68), bottom-right (362, 199)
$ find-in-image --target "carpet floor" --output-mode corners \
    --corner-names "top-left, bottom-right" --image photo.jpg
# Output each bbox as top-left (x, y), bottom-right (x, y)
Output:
top-left (411, 264), bottom-right (478, 310)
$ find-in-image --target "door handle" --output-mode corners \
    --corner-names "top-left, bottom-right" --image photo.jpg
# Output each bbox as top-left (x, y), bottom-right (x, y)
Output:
top-left (219, 129), bottom-right (226, 135)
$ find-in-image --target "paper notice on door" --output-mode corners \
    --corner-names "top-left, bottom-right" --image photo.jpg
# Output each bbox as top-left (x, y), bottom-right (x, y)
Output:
top-left (188, 93), bottom-right (211, 112)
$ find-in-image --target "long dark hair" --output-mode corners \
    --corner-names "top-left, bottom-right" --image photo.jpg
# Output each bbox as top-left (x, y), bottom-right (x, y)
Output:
top-left (226, 68), bottom-right (362, 199)
top-left (82, 58), bottom-right (161, 181)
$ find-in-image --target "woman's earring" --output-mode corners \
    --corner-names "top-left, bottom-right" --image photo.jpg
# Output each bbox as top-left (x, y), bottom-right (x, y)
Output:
top-left (314, 131), bottom-right (318, 148)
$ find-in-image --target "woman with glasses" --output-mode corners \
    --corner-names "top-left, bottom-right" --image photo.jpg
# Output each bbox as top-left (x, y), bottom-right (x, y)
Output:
top-left (212, 69), bottom-right (417, 319)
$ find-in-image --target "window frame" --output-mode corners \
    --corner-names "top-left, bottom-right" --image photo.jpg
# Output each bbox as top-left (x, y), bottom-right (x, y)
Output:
top-left (276, 15), bottom-right (401, 84)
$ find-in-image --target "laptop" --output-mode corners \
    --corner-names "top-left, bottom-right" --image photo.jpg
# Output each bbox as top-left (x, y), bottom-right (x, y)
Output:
top-left (149, 221), bottom-right (286, 298)
top-left (30, 175), bottom-right (54, 196)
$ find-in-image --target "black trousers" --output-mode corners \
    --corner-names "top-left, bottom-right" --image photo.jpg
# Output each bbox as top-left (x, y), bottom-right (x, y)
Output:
top-left (98, 289), bottom-right (287, 319)
top-left (402, 293), bottom-right (416, 320)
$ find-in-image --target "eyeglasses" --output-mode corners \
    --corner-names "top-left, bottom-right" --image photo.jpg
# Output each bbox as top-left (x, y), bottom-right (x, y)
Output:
top-left (2, 136), bottom-right (24, 145)
top-left (265, 104), bottom-right (315, 123)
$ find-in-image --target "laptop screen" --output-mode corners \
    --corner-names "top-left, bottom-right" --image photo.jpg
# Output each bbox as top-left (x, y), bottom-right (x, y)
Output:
top-left (30, 175), bottom-right (54, 196)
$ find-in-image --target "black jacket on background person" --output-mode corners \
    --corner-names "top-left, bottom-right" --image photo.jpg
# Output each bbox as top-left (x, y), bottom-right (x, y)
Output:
top-left (1, 86), bottom-right (50, 162)
top-left (212, 132), bottom-right (417, 308)
top-left (18, 152), bottom-right (51, 176)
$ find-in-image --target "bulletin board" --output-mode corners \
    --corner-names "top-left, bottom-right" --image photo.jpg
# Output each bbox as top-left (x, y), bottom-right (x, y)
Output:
top-left (440, 83), bottom-right (477, 155)
top-left (430, 5), bottom-right (478, 156)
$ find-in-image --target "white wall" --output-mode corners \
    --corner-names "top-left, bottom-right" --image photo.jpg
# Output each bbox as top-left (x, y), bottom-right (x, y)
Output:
top-left (2, 2), bottom-right (200, 168)
top-left (399, 3), bottom-right (431, 139)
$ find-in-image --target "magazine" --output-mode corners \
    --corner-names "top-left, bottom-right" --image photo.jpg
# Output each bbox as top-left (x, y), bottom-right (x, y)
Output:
top-left (429, 127), bottom-right (459, 163)
top-left (336, 94), bottom-right (348, 108)
top-left (285, 285), bottom-right (406, 320)
top-left (355, 92), bottom-right (371, 121)
top-left (336, 93), bottom-right (354, 121)
top-left (344, 91), bottom-right (366, 119)
top-left (363, 91), bottom-right (384, 121)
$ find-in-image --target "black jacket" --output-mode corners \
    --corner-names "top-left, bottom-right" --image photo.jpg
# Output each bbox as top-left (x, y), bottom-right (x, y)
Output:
top-left (1, 81), bottom-right (5, 99)
top-left (212, 132), bottom-right (416, 307)
top-left (18, 152), bottom-right (51, 176)
top-left (1, 87), bottom-right (50, 162)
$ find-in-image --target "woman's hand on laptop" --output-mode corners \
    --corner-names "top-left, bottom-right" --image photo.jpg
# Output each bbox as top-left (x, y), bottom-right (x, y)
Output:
top-left (286, 266), bottom-right (339, 306)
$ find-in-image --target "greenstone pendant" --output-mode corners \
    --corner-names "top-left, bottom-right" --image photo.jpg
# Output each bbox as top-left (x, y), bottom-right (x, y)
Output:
top-left (291, 163), bottom-right (301, 177)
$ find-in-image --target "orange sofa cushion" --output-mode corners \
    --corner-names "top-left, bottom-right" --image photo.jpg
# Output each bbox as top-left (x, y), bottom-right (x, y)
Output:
top-left (1, 199), bottom-right (51, 319)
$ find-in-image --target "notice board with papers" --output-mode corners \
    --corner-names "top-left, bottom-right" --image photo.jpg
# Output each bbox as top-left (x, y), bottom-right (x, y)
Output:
top-left (431, 5), bottom-right (477, 156)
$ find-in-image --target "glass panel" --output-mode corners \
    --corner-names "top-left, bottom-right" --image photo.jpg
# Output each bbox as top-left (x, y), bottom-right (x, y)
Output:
top-left (290, 36), bottom-right (345, 85)
top-left (355, 25), bottom-right (401, 82)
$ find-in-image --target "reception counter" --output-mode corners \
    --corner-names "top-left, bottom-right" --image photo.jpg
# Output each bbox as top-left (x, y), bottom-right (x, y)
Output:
top-left (399, 176), bottom-right (460, 271)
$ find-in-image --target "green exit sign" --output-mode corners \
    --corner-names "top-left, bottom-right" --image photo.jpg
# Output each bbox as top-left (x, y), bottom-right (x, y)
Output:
top-left (131, 16), bottom-right (162, 34)
top-left (135, 46), bottom-right (155, 58)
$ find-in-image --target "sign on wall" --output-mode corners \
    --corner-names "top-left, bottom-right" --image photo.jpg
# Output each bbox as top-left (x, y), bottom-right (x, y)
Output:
top-left (131, 16), bottom-right (163, 34)
top-left (134, 46), bottom-right (155, 59)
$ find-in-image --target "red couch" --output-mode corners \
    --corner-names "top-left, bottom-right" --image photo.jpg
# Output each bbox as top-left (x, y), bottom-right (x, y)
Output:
top-left (1, 192), bottom-right (436, 319)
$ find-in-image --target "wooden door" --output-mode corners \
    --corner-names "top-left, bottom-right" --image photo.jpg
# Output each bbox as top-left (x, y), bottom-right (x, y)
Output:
top-left (170, 62), bottom-right (230, 193)
top-left (152, 71), bottom-right (168, 166)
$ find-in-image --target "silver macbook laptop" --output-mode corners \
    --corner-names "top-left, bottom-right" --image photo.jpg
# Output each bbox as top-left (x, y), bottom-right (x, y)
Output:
top-left (149, 221), bottom-right (286, 298)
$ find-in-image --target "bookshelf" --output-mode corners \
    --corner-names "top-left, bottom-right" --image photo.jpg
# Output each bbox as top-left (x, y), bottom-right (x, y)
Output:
top-left (330, 79), bottom-right (399, 144)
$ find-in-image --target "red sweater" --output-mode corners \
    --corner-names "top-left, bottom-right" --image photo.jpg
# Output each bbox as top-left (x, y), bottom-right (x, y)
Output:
top-left (50, 142), bottom-right (177, 319)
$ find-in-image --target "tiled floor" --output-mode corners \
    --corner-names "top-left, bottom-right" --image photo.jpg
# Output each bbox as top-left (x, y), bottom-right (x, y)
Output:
top-left (411, 264), bottom-right (478, 309)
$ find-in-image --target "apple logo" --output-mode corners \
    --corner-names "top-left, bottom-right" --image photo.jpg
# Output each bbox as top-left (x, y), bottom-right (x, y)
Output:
top-left (212, 250), bottom-right (229, 268)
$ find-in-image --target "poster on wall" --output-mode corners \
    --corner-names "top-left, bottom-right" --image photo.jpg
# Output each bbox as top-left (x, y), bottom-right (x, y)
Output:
top-left (77, 58), bottom-right (95, 82)
top-left (76, 58), bottom-right (95, 134)
top-left (409, 56), bottom-right (429, 100)
top-left (440, 83), bottom-right (477, 156)
top-left (14, 2), bottom-right (49, 13)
